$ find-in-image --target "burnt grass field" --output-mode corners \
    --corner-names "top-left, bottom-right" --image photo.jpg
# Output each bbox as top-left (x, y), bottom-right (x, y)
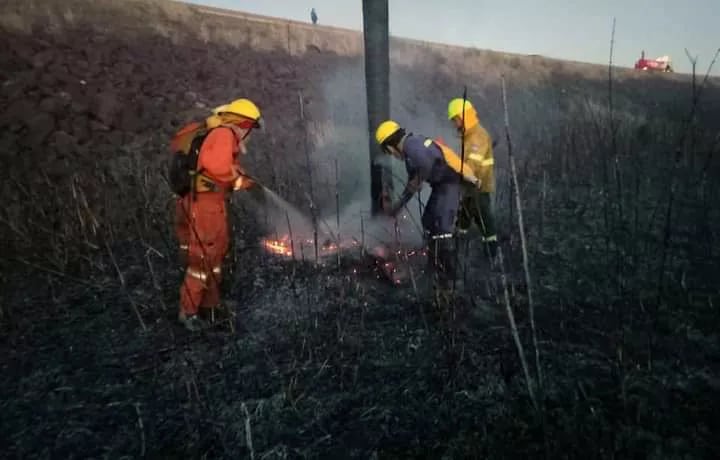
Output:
top-left (2, 2), bottom-right (720, 459)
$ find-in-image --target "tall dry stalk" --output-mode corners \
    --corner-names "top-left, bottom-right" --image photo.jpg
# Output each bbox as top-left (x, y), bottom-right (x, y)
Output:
top-left (360, 214), bottom-right (366, 258)
top-left (684, 48), bottom-right (698, 171)
top-left (501, 75), bottom-right (544, 406)
top-left (452, 86), bottom-right (468, 294)
top-left (286, 211), bottom-right (296, 262)
top-left (607, 17), bottom-right (627, 304)
top-left (539, 170), bottom-right (547, 239)
top-left (651, 48), bottom-right (719, 367)
top-left (496, 246), bottom-right (537, 410)
top-left (608, 18), bottom-right (623, 224)
top-left (242, 402), bottom-right (256, 460)
top-left (335, 157), bottom-right (341, 269)
top-left (104, 240), bottom-right (147, 332)
top-left (298, 90), bottom-right (319, 264)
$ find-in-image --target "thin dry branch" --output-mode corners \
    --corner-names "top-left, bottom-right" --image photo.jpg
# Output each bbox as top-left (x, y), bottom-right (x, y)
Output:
top-left (104, 240), bottom-right (147, 332)
top-left (501, 75), bottom-right (544, 399)
top-left (496, 246), bottom-right (537, 410)
top-left (298, 90), bottom-right (319, 264)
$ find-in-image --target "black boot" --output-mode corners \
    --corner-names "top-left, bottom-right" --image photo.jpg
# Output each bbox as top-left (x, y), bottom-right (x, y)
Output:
top-left (428, 236), bottom-right (458, 293)
top-left (483, 241), bottom-right (498, 259)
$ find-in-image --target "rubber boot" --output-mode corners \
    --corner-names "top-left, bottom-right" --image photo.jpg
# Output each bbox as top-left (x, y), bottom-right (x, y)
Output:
top-left (178, 310), bottom-right (205, 332)
top-left (482, 240), bottom-right (499, 271)
top-left (428, 236), bottom-right (458, 303)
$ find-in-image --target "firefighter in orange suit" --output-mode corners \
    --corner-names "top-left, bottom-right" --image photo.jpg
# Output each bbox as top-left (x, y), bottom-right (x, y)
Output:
top-left (174, 99), bottom-right (262, 331)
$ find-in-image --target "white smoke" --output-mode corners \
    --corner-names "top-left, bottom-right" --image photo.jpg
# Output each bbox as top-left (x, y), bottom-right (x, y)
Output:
top-left (302, 59), bottom-right (466, 251)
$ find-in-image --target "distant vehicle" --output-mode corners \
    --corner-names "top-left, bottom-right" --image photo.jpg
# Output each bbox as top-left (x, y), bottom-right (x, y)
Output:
top-left (634, 50), bottom-right (673, 72)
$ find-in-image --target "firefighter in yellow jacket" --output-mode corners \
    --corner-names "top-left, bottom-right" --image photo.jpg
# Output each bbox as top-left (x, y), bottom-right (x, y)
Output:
top-left (447, 97), bottom-right (498, 259)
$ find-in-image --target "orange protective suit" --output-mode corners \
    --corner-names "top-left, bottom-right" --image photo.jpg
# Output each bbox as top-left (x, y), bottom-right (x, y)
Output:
top-left (175, 126), bottom-right (246, 317)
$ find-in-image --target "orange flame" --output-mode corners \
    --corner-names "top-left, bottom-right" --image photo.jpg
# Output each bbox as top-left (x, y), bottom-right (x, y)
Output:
top-left (262, 237), bottom-right (293, 257)
top-left (261, 235), bottom-right (351, 258)
top-left (261, 235), bottom-right (419, 285)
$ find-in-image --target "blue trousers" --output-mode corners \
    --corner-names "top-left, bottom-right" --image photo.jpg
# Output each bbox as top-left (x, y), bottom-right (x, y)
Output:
top-left (421, 183), bottom-right (461, 236)
top-left (421, 183), bottom-right (461, 288)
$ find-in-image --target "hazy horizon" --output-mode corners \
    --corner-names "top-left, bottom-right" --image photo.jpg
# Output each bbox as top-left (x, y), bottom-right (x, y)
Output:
top-left (181, 0), bottom-right (719, 76)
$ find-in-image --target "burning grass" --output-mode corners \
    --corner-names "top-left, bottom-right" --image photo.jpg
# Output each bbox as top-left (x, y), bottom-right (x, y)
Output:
top-left (261, 235), bottom-right (345, 259)
top-left (259, 231), bottom-right (428, 287)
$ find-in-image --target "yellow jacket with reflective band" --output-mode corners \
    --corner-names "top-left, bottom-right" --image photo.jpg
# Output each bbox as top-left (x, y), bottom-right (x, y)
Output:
top-left (462, 123), bottom-right (495, 193)
top-left (423, 138), bottom-right (480, 186)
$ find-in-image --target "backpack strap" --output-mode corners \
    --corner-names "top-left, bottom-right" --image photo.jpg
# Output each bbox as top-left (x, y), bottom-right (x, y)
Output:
top-left (188, 128), bottom-right (211, 200)
top-left (190, 125), bottom-right (244, 199)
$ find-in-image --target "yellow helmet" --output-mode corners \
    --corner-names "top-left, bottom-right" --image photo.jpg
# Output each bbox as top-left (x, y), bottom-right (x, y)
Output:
top-left (375, 120), bottom-right (401, 145)
top-left (212, 98), bottom-right (262, 122)
top-left (447, 98), bottom-right (474, 120)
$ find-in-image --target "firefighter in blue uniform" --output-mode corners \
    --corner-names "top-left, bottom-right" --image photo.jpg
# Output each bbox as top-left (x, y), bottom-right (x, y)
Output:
top-left (375, 120), bottom-right (482, 300)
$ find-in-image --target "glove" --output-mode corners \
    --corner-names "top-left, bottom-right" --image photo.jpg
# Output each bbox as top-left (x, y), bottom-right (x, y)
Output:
top-left (233, 174), bottom-right (256, 191)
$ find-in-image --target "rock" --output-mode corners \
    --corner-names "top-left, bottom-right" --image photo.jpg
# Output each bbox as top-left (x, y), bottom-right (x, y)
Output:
top-left (22, 112), bottom-right (55, 147)
top-left (58, 90), bottom-right (73, 103)
top-left (39, 96), bottom-right (68, 115)
top-left (39, 72), bottom-right (59, 88)
top-left (118, 105), bottom-right (143, 133)
top-left (106, 130), bottom-right (126, 146)
top-left (57, 118), bottom-right (71, 133)
top-left (64, 83), bottom-right (91, 114)
top-left (89, 120), bottom-right (110, 131)
top-left (31, 49), bottom-right (55, 69)
top-left (49, 131), bottom-right (78, 157)
top-left (114, 61), bottom-right (135, 75)
top-left (2, 79), bottom-right (28, 101)
top-left (92, 89), bottom-right (118, 126)
top-left (9, 40), bottom-right (36, 63)
top-left (55, 70), bottom-right (81, 87)
top-left (70, 93), bottom-right (91, 114)
top-left (69, 59), bottom-right (89, 78)
top-left (71, 116), bottom-right (91, 144)
top-left (0, 132), bottom-right (19, 154)
top-left (1, 98), bottom-right (36, 127)
top-left (42, 158), bottom-right (70, 179)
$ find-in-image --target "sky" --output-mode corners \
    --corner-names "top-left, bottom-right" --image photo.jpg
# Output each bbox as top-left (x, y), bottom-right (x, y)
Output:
top-left (183, 0), bottom-right (719, 76)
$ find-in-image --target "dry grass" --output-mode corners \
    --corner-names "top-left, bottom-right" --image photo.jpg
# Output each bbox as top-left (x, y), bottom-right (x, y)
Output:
top-left (2, 76), bottom-right (719, 458)
top-left (1, 1), bottom-right (720, 458)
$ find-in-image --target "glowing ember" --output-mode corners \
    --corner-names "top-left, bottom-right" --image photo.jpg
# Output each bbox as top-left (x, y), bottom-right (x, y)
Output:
top-left (261, 234), bottom-right (357, 259)
top-left (263, 237), bottom-right (293, 256)
top-left (260, 234), bottom-right (424, 287)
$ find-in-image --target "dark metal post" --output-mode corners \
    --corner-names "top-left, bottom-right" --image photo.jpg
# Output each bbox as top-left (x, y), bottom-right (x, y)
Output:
top-left (362, 0), bottom-right (391, 215)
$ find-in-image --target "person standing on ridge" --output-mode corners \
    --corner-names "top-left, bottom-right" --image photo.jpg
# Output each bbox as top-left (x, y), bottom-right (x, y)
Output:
top-left (446, 97), bottom-right (498, 262)
top-left (375, 120), bottom-right (482, 301)
top-left (171, 98), bottom-right (263, 331)
top-left (311, 8), bottom-right (318, 25)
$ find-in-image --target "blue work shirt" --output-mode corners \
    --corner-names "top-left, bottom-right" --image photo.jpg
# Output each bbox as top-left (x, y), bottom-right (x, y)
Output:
top-left (402, 134), bottom-right (459, 187)
top-left (395, 134), bottom-right (462, 235)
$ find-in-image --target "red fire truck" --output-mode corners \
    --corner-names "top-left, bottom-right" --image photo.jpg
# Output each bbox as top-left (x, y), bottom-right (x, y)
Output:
top-left (634, 50), bottom-right (673, 72)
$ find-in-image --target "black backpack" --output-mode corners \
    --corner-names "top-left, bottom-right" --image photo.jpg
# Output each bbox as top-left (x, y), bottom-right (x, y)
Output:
top-left (168, 125), bottom-right (210, 197)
